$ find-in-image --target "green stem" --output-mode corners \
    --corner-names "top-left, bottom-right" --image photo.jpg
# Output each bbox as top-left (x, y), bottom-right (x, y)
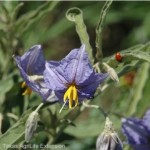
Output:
top-left (95, 0), bottom-right (113, 62)
top-left (35, 103), bottom-right (44, 113)
top-left (82, 101), bottom-right (107, 118)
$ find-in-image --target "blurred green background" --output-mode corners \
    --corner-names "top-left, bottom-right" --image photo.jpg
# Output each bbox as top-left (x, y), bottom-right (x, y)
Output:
top-left (0, 1), bottom-right (150, 150)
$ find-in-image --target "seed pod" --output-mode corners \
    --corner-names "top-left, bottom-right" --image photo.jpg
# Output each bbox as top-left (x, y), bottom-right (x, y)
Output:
top-left (25, 111), bottom-right (39, 143)
top-left (96, 117), bottom-right (123, 150)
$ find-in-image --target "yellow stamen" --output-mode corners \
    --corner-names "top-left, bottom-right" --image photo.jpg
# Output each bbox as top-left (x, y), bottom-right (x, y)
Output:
top-left (22, 87), bottom-right (32, 96)
top-left (73, 85), bottom-right (78, 107)
top-left (21, 81), bottom-right (32, 96)
top-left (21, 81), bottom-right (26, 88)
top-left (63, 85), bottom-right (78, 108)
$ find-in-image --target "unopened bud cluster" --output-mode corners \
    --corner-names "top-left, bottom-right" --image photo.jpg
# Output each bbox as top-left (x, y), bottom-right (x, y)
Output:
top-left (96, 117), bottom-right (123, 150)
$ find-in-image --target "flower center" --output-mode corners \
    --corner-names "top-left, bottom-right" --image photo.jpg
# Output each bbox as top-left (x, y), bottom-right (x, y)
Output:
top-left (21, 81), bottom-right (32, 95)
top-left (63, 84), bottom-right (78, 108)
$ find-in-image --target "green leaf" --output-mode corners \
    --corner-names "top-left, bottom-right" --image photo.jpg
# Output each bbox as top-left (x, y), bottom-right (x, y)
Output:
top-left (11, 2), bottom-right (24, 21)
top-left (0, 124), bottom-right (24, 150)
top-left (136, 74), bottom-right (150, 117)
top-left (64, 109), bottom-right (105, 138)
top-left (15, 1), bottom-right (59, 36)
top-left (127, 62), bottom-right (150, 116)
top-left (66, 7), bottom-right (94, 64)
top-left (104, 42), bottom-right (150, 76)
top-left (64, 121), bottom-right (103, 138)
top-left (0, 109), bottom-right (32, 150)
top-left (0, 77), bottom-right (13, 105)
top-left (64, 108), bottom-right (121, 139)
top-left (123, 51), bottom-right (150, 63)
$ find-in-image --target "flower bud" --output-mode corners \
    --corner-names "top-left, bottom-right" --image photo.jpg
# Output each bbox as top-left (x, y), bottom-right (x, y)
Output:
top-left (103, 63), bottom-right (119, 83)
top-left (96, 117), bottom-right (123, 150)
top-left (25, 111), bottom-right (39, 143)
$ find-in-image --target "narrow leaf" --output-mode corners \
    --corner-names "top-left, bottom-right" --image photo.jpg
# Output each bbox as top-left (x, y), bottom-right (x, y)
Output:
top-left (66, 7), bottom-right (94, 64)
top-left (0, 77), bottom-right (13, 105)
top-left (127, 62), bottom-right (150, 116)
top-left (0, 109), bottom-right (32, 149)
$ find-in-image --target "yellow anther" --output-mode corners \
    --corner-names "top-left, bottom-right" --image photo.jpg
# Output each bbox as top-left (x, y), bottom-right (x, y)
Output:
top-left (21, 81), bottom-right (26, 88)
top-left (63, 85), bottom-right (78, 108)
top-left (21, 81), bottom-right (32, 96)
top-left (72, 86), bottom-right (78, 107)
top-left (22, 87), bottom-right (32, 96)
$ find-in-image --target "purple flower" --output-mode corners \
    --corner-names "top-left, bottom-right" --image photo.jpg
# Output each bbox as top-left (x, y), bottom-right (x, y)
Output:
top-left (122, 109), bottom-right (150, 150)
top-left (44, 45), bottom-right (108, 108)
top-left (13, 45), bottom-right (52, 100)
